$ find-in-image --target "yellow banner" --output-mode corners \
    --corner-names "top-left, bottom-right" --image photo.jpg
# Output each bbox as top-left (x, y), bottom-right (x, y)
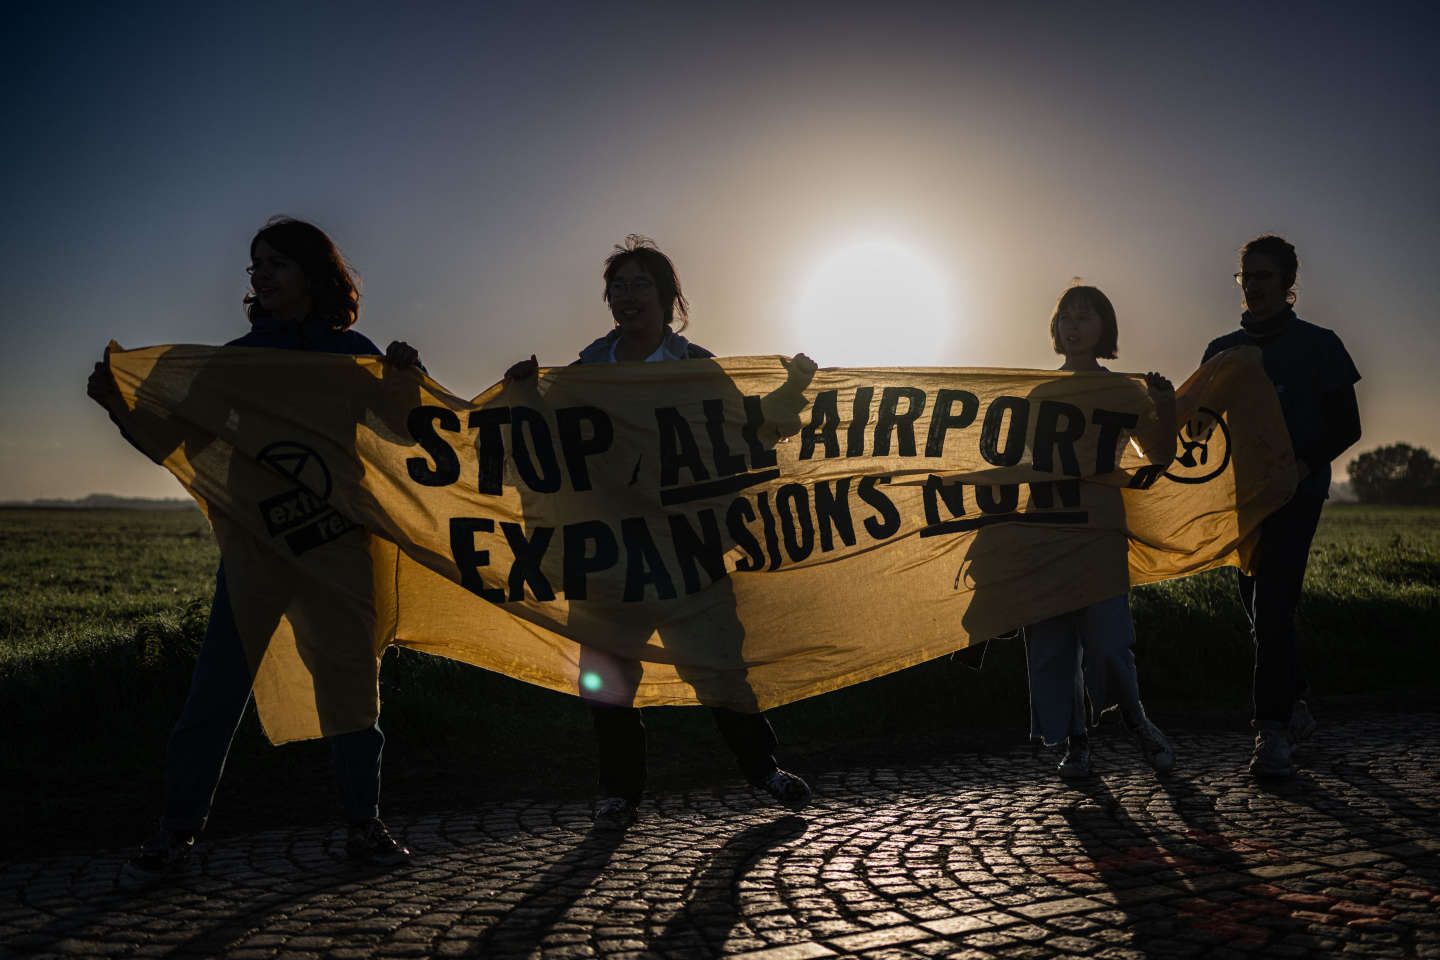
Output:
top-left (105, 343), bottom-right (1294, 743)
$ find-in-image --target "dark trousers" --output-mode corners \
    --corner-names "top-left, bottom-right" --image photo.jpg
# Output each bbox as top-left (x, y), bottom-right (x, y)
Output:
top-left (162, 566), bottom-right (384, 833)
top-left (589, 704), bottom-right (778, 804)
top-left (1237, 491), bottom-right (1324, 729)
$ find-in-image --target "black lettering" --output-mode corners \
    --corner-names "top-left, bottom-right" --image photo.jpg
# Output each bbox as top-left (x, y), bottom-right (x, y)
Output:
top-left (859, 475), bottom-right (901, 539)
top-left (469, 407), bottom-right (511, 495)
top-left (657, 406), bottom-right (711, 485)
top-left (726, 497), bottom-right (765, 572)
top-left (622, 517), bottom-right (677, 601)
top-left (775, 483), bottom-right (814, 563)
top-left (923, 475), bottom-right (967, 525)
top-left (813, 478), bottom-right (856, 551)
top-left (510, 406), bottom-right (561, 493)
top-left (873, 386), bottom-right (926, 457)
top-left (742, 395), bottom-right (777, 469)
top-left (799, 389), bottom-right (841, 461)
top-left (669, 509), bottom-right (727, 594)
top-left (754, 491), bottom-right (783, 571)
top-left (405, 406), bottom-right (461, 487)
top-left (555, 406), bottom-right (613, 492)
top-left (976, 484), bottom-right (1020, 513)
top-left (1128, 464), bottom-right (1165, 489)
top-left (1092, 408), bottom-right (1140, 474)
top-left (1028, 480), bottom-right (1081, 508)
top-left (500, 522), bottom-right (555, 601)
top-left (1033, 400), bottom-right (1085, 476)
top-left (924, 389), bottom-right (979, 457)
top-left (847, 387), bottom-right (875, 457)
top-left (979, 396), bottom-right (1029, 467)
top-left (562, 521), bottom-right (618, 600)
top-left (703, 398), bottom-right (747, 476)
top-left (449, 517), bottom-right (505, 603)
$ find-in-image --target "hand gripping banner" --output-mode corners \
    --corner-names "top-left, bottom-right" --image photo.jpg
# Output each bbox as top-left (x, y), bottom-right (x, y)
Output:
top-left (103, 342), bottom-right (1295, 743)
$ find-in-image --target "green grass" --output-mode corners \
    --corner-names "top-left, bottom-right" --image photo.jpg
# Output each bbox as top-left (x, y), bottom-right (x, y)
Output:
top-left (4, 504), bottom-right (1437, 855)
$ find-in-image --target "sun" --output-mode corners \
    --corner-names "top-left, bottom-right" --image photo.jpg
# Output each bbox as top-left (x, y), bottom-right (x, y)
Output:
top-left (790, 238), bottom-right (951, 367)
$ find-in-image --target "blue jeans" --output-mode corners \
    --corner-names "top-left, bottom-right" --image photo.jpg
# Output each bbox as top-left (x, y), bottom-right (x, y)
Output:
top-left (1025, 594), bottom-right (1143, 746)
top-left (161, 566), bottom-right (384, 833)
top-left (1238, 491), bottom-right (1323, 729)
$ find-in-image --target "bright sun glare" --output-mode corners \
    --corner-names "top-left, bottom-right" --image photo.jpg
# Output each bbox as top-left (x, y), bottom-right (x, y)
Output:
top-left (791, 238), bottom-right (951, 367)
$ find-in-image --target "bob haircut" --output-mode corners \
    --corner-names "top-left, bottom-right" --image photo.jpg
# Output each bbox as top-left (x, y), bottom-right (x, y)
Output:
top-left (244, 216), bottom-right (361, 331)
top-left (1049, 284), bottom-right (1119, 359)
top-left (602, 234), bottom-right (690, 331)
top-left (1241, 234), bottom-right (1299, 305)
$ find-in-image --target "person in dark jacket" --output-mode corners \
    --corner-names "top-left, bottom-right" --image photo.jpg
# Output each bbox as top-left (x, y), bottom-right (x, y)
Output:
top-left (88, 217), bottom-right (421, 873)
top-left (1202, 234), bottom-right (1361, 778)
top-left (507, 235), bottom-right (815, 829)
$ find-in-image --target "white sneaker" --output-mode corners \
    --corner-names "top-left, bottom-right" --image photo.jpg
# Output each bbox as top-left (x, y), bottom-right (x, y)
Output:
top-left (1057, 736), bottom-right (1091, 779)
top-left (1126, 709), bottom-right (1175, 775)
top-left (1249, 729), bottom-right (1295, 777)
top-left (1289, 699), bottom-right (1317, 744)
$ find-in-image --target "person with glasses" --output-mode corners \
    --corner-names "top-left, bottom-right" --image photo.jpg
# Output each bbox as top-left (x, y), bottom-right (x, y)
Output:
top-left (88, 217), bottom-right (421, 874)
top-left (1203, 235), bottom-right (1361, 777)
top-left (505, 235), bottom-right (815, 829)
top-left (1020, 283), bottom-right (1177, 779)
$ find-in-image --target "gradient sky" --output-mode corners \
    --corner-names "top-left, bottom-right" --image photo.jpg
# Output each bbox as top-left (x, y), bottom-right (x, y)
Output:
top-left (3, 1), bottom-right (1436, 500)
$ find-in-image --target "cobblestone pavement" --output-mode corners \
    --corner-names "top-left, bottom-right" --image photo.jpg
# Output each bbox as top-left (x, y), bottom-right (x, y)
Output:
top-left (5, 713), bottom-right (1439, 959)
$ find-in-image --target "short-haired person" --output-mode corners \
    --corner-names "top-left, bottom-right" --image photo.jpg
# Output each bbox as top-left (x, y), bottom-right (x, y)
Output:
top-left (506, 236), bottom-right (816, 829)
top-left (1022, 283), bottom-right (1176, 778)
top-left (88, 217), bottom-right (420, 872)
top-left (1203, 235), bottom-right (1360, 777)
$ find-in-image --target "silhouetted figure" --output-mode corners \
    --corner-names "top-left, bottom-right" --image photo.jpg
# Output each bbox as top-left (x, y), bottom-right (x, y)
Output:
top-left (88, 217), bottom-right (420, 875)
top-left (1202, 235), bottom-right (1360, 777)
top-left (506, 236), bottom-right (815, 828)
top-left (1021, 284), bottom-right (1176, 778)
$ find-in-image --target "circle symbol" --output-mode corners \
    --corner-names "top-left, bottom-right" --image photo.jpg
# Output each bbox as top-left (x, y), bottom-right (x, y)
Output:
top-left (1163, 406), bottom-right (1231, 485)
top-left (257, 441), bottom-right (333, 498)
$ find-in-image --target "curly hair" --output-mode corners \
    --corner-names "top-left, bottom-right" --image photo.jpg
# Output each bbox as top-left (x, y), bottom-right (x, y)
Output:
top-left (1049, 283), bottom-right (1119, 359)
top-left (244, 216), bottom-right (360, 330)
top-left (602, 234), bottom-right (690, 331)
top-left (1240, 234), bottom-right (1299, 305)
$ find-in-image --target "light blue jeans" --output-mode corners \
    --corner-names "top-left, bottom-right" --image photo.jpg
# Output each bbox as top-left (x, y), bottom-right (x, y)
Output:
top-left (1025, 594), bottom-right (1143, 746)
top-left (160, 566), bottom-right (384, 833)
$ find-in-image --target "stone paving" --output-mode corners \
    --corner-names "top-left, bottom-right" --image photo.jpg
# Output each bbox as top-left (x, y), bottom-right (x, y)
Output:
top-left (5, 712), bottom-right (1440, 959)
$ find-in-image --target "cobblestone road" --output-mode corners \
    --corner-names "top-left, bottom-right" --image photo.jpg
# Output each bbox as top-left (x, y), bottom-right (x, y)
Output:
top-left (5, 713), bottom-right (1439, 959)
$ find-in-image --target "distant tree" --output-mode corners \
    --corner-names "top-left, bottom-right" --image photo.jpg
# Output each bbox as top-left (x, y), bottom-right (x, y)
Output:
top-left (1347, 444), bottom-right (1440, 505)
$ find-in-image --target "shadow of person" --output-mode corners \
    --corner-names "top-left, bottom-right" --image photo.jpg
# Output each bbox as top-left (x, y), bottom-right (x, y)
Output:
top-left (491, 354), bottom-right (812, 791)
top-left (109, 342), bottom-right (423, 739)
top-left (468, 823), bottom-right (628, 956)
top-left (647, 814), bottom-right (808, 955)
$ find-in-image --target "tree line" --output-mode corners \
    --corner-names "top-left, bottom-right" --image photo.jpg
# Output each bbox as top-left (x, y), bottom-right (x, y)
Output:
top-left (1346, 443), bottom-right (1440, 505)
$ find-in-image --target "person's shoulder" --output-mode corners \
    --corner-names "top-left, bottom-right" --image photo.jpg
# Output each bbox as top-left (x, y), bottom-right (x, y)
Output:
top-left (337, 329), bottom-right (383, 356)
top-left (685, 341), bottom-right (715, 359)
top-left (1203, 329), bottom-right (1245, 360)
top-left (1290, 316), bottom-right (1345, 345)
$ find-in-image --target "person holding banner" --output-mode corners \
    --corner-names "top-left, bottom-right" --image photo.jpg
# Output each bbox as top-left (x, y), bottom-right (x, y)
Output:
top-left (87, 217), bottom-right (421, 873)
top-left (1024, 283), bottom-right (1176, 779)
top-left (506, 235), bottom-right (816, 829)
top-left (1204, 235), bottom-right (1360, 778)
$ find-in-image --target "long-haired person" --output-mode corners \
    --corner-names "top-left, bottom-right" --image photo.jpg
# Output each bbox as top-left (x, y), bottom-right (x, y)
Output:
top-left (506, 235), bottom-right (816, 829)
top-left (88, 216), bottom-right (421, 872)
top-left (1203, 235), bottom-right (1360, 777)
top-left (1024, 283), bottom-right (1176, 778)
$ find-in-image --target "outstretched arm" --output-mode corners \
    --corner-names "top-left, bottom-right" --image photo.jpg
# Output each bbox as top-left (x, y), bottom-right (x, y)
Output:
top-left (1135, 371), bottom-right (1176, 469)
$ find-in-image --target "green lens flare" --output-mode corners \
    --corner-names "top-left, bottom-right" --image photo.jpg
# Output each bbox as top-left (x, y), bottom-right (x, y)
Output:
top-left (581, 672), bottom-right (602, 692)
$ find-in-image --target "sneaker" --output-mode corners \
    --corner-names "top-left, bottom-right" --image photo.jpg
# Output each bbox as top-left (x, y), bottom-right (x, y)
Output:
top-left (1289, 699), bottom-right (1317, 744)
top-left (126, 827), bottom-right (196, 877)
top-left (593, 796), bottom-right (638, 831)
top-left (1249, 728), bottom-right (1295, 778)
top-left (757, 768), bottom-right (812, 810)
top-left (345, 818), bottom-right (410, 864)
top-left (1126, 710), bottom-right (1176, 774)
top-left (1057, 736), bottom-right (1091, 779)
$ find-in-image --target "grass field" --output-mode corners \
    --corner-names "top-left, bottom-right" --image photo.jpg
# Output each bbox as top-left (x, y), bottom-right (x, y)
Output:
top-left (4, 504), bottom-right (1438, 856)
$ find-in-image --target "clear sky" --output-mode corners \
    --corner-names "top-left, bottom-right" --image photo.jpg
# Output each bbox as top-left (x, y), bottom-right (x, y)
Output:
top-left (3, 1), bottom-right (1436, 500)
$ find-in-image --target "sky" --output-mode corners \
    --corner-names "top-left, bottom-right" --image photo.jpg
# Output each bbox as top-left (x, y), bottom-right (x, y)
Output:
top-left (2, 0), bottom-right (1436, 500)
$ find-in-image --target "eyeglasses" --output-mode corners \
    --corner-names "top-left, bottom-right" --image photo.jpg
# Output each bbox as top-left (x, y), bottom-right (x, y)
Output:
top-left (1233, 270), bottom-right (1277, 286)
top-left (607, 278), bottom-right (655, 297)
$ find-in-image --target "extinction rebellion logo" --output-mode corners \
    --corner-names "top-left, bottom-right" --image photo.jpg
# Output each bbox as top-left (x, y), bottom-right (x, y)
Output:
top-left (1164, 406), bottom-right (1231, 484)
top-left (257, 441), bottom-right (355, 555)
